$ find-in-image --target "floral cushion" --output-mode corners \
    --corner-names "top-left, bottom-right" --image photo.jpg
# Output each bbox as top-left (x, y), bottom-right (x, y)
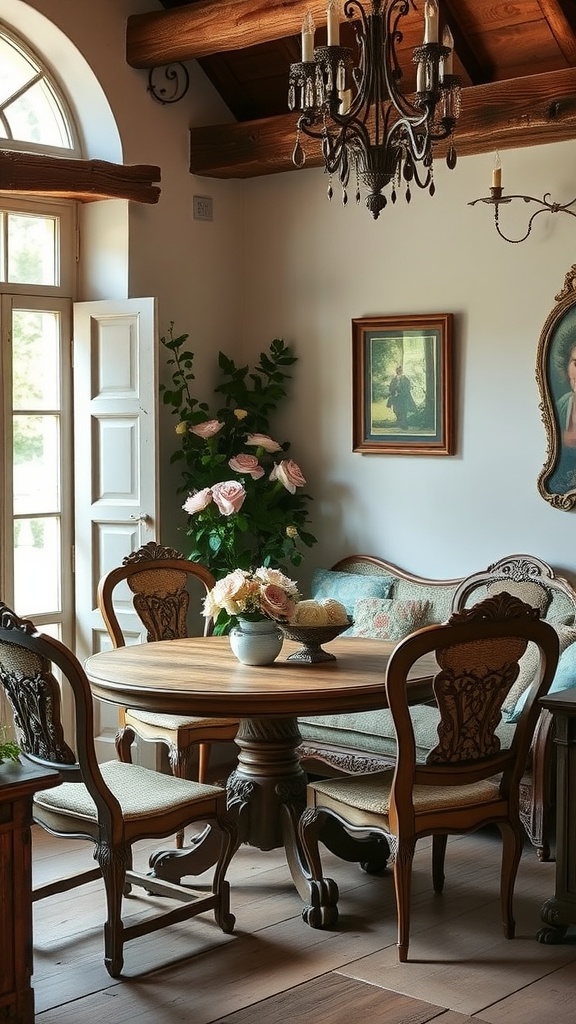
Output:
top-left (310, 568), bottom-right (394, 618)
top-left (351, 597), bottom-right (432, 641)
top-left (507, 631), bottom-right (576, 722)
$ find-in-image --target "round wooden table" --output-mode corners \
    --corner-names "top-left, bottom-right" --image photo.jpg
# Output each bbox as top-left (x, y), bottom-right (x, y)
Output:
top-left (85, 635), bottom-right (436, 903)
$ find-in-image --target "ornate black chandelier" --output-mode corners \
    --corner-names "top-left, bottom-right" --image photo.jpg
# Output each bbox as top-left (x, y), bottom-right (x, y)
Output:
top-left (288, 0), bottom-right (462, 219)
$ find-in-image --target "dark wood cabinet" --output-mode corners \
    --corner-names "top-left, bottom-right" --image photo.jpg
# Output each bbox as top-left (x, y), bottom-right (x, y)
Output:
top-left (0, 758), bottom-right (59, 1023)
top-left (538, 690), bottom-right (576, 943)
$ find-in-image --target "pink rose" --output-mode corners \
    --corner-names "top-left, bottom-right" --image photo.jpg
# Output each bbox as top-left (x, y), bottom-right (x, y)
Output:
top-left (182, 488), bottom-right (213, 514)
top-left (191, 419), bottom-right (224, 439)
top-left (228, 453), bottom-right (265, 480)
top-left (260, 583), bottom-right (296, 622)
top-left (211, 480), bottom-right (246, 516)
top-left (245, 433), bottom-right (282, 453)
top-left (269, 459), bottom-right (306, 494)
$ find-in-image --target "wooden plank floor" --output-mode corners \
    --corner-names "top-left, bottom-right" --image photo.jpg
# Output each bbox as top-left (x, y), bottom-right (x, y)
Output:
top-left (31, 824), bottom-right (576, 1024)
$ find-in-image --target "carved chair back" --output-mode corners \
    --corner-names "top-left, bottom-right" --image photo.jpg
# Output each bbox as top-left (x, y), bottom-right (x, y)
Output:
top-left (386, 592), bottom-right (560, 827)
top-left (0, 603), bottom-right (116, 814)
top-left (98, 541), bottom-right (216, 647)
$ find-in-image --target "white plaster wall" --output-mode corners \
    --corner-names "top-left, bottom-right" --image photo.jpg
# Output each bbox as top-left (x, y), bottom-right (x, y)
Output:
top-left (3, 0), bottom-right (245, 546)
top-left (239, 140), bottom-right (576, 588)
top-left (7, 1), bottom-right (576, 589)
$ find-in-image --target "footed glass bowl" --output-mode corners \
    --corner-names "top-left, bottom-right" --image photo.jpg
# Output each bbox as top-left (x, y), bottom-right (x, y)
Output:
top-left (280, 619), bottom-right (352, 663)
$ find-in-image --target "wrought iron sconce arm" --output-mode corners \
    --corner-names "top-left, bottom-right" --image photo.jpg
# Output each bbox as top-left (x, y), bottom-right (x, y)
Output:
top-left (469, 186), bottom-right (576, 244)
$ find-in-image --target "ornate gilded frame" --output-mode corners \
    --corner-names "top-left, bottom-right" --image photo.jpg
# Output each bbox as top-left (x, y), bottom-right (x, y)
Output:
top-left (537, 265), bottom-right (576, 510)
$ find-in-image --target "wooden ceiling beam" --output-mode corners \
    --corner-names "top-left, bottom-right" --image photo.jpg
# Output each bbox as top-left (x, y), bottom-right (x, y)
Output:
top-left (441, 0), bottom-right (488, 85)
top-left (189, 66), bottom-right (576, 178)
top-left (127, 0), bottom-right (330, 68)
top-left (0, 151), bottom-right (161, 203)
top-left (539, 0), bottom-right (576, 64)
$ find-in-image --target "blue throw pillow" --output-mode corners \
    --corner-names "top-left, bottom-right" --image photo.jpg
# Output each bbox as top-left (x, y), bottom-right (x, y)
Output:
top-left (310, 568), bottom-right (395, 618)
top-left (507, 641), bottom-right (576, 723)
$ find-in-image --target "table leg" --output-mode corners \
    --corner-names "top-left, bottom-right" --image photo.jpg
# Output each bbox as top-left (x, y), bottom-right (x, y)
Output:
top-left (148, 716), bottom-right (307, 883)
top-left (148, 715), bottom-right (390, 903)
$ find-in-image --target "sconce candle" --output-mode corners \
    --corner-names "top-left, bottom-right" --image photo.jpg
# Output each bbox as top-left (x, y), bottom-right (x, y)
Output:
top-left (327, 0), bottom-right (340, 46)
top-left (492, 155), bottom-right (502, 188)
top-left (424, 0), bottom-right (439, 43)
top-left (302, 11), bottom-right (315, 61)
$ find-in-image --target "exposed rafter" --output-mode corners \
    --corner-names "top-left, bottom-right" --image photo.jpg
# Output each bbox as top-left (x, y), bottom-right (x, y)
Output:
top-left (0, 151), bottom-right (161, 203)
top-left (127, 0), bottom-right (336, 67)
top-left (190, 67), bottom-right (576, 179)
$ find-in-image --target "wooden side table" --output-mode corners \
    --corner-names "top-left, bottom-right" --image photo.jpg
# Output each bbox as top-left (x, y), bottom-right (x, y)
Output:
top-left (0, 757), bottom-right (60, 1023)
top-left (537, 690), bottom-right (576, 943)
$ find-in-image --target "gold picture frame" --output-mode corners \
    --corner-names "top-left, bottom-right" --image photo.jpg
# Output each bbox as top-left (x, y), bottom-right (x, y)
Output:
top-left (537, 265), bottom-right (576, 510)
top-left (352, 313), bottom-right (455, 455)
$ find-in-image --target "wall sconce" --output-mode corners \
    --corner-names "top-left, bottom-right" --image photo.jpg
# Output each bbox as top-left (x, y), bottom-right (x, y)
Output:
top-left (469, 152), bottom-right (576, 243)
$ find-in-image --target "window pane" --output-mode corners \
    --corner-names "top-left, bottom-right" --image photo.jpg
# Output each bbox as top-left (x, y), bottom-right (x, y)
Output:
top-left (8, 213), bottom-right (57, 285)
top-left (13, 414), bottom-right (60, 515)
top-left (0, 36), bottom-right (37, 107)
top-left (12, 310), bottom-right (60, 409)
top-left (13, 516), bottom-right (61, 615)
top-left (5, 79), bottom-right (72, 148)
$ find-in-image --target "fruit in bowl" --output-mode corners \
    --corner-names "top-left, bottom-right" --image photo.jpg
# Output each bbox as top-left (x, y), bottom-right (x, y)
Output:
top-left (281, 599), bottom-right (352, 662)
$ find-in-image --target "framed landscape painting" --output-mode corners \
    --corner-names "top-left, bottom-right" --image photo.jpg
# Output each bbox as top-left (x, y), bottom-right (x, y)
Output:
top-left (352, 313), bottom-right (455, 455)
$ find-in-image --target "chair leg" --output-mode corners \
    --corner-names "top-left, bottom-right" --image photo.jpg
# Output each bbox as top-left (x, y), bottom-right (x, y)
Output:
top-left (432, 833), bottom-right (447, 893)
top-left (198, 741), bottom-right (211, 784)
top-left (115, 726), bottom-right (136, 764)
top-left (168, 743), bottom-right (196, 849)
top-left (97, 842), bottom-right (129, 978)
top-left (393, 839), bottom-right (416, 962)
top-left (499, 820), bottom-right (523, 939)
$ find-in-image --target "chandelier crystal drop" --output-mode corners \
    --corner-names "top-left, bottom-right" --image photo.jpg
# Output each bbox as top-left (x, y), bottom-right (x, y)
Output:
top-left (288, 0), bottom-right (462, 219)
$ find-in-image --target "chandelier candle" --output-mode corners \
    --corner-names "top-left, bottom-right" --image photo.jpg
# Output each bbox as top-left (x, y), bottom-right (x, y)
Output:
top-left (327, 0), bottom-right (340, 45)
top-left (288, 0), bottom-right (462, 219)
top-left (301, 11), bottom-right (315, 62)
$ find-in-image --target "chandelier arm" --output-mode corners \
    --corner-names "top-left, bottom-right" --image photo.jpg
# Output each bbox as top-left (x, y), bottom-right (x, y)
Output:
top-left (383, 0), bottom-right (427, 122)
top-left (288, 0), bottom-right (460, 218)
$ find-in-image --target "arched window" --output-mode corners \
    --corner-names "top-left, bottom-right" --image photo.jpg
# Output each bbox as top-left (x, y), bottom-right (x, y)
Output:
top-left (0, 22), bottom-right (80, 156)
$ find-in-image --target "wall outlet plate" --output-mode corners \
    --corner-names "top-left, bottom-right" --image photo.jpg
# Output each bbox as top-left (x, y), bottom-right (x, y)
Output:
top-left (193, 195), bottom-right (214, 221)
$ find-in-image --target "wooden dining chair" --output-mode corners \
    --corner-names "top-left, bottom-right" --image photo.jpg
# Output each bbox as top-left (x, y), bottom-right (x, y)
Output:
top-left (97, 542), bottom-right (239, 846)
top-left (298, 591), bottom-right (560, 961)
top-left (0, 602), bottom-right (237, 978)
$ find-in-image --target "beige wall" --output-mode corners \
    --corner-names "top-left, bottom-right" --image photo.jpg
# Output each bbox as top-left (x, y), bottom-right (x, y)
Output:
top-left (9, 0), bottom-right (576, 591)
top-left (238, 141), bottom-right (576, 588)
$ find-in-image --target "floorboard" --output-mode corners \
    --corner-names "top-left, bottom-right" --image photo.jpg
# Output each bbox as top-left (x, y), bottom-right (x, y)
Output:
top-left (29, 825), bottom-right (576, 1024)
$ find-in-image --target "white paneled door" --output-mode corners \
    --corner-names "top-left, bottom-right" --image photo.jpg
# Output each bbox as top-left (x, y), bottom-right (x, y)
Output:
top-left (73, 298), bottom-right (158, 760)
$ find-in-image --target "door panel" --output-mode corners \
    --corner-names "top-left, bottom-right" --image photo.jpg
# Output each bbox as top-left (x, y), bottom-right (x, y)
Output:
top-left (73, 298), bottom-right (157, 761)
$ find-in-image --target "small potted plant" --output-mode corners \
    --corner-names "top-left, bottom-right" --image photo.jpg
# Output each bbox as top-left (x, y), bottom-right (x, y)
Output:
top-left (0, 727), bottom-right (20, 764)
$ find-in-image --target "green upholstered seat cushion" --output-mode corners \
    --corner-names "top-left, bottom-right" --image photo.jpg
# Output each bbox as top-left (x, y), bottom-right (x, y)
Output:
top-left (298, 704), bottom-right (516, 760)
top-left (33, 760), bottom-right (223, 822)
top-left (352, 597), bottom-right (432, 641)
top-left (310, 568), bottom-right (395, 617)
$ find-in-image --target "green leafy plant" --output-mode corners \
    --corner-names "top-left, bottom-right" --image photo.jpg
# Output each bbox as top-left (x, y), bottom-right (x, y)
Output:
top-left (160, 325), bottom-right (317, 612)
top-left (0, 726), bottom-right (20, 764)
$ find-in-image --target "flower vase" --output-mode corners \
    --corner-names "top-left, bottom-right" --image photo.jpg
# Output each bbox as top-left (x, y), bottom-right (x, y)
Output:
top-left (229, 617), bottom-right (283, 666)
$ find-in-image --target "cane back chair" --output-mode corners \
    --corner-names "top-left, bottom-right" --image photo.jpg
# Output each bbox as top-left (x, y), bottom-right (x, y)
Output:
top-left (0, 603), bottom-right (237, 978)
top-left (298, 592), bottom-right (559, 962)
top-left (97, 542), bottom-right (239, 844)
